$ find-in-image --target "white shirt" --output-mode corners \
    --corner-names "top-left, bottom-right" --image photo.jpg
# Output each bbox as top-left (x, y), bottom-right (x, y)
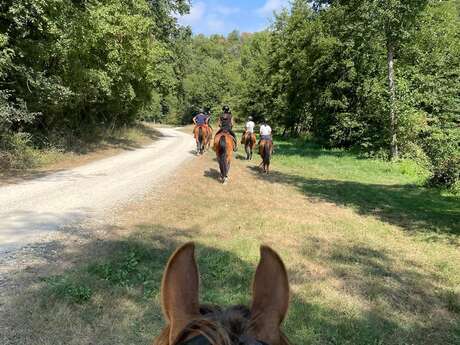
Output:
top-left (245, 121), bottom-right (255, 133)
top-left (260, 124), bottom-right (272, 136)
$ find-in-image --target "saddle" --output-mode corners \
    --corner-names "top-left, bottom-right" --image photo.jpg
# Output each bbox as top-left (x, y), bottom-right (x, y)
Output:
top-left (195, 124), bottom-right (207, 129)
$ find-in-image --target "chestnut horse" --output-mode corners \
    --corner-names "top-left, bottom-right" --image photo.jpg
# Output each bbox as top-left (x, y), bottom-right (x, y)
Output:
top-left (213, 132), bottom-right (234, 184)
top-left (194, 125), bottom-right (209, 155)
top-left (153, 243), bottom-right (291, 345)
top-left (241, 132), bottom-right (256, 160)
top-left (205, 126), bottom-right (213, 151)
top-left (259, 139), bottom-right (273, 174)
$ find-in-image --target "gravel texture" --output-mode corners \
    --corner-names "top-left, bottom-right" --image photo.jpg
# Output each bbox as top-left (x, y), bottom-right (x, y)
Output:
top-left (0, 128), bottom-right (194, 255)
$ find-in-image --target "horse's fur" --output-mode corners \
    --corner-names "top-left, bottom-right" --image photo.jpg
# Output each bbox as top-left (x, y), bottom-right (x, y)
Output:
top-left (218, 135), bottom-right (227, 180)
top-left (243, 132), bottom-right (256, 160)
top-left (205, 127), bottom-right (213, 150)
top-left (213, 132), bottom-right (234, 183)
top-left (198, 127), bottom-right (203, 152)
top-left (153, 243), bottom-right (291, 345)
top-left (194, 125), bottom-right (209, 155)
top-left (259, 140), bottom-right (273, 174)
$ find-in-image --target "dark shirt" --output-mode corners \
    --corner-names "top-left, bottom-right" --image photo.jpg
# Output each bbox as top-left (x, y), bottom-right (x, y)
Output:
top-left (194, 113), bottom-right (207, 125)
top-left (220, 112), bottom-right (232, 129)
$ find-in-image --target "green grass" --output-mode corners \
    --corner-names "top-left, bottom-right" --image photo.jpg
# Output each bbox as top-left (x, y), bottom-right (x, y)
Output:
top-left (274, 138), bottom-right (427, 184)
top-left (272, 137), bottom-right (459, 239)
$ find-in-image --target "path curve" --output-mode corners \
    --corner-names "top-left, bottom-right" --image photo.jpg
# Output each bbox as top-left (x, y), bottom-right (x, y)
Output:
top-left (0, 127), bottom-right (195, 253)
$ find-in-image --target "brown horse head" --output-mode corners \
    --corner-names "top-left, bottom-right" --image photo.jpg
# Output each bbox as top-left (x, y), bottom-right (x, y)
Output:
top-left (153, 243), bottom-right (290, 345)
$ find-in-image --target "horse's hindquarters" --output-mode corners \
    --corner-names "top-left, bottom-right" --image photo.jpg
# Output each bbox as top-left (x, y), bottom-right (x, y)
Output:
top-left (259, 140), bottom-right (272, 173)
top-left (195, 125), bottom-right (209, 154)
top-left (215, 133), bottom-right (234, 182)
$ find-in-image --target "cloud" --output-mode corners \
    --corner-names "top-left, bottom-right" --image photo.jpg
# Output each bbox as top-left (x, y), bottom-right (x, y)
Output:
top-left (257, 0), bottom-right (289, 16)
top-left (215, 5), bottom-right (240, 15)
top-left (178, 2), bottom-right (206, 26)
top-left (206, 15), bottom-right (225, 32)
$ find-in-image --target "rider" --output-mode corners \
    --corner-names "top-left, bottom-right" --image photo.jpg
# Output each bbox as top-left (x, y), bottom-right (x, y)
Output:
top-left (241, 116), bottom-right (255, 144)
top-left (193, 108), bottom-right (208, 127)
top-left (259, 118), bottom-right (272, 143)
top-left (216, 105), bottom-right (238, 151)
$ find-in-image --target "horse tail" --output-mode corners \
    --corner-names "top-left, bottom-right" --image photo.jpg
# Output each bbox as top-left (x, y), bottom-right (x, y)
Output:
top-left (263, 141), bottom-right (271, 166)
top-left (198, 126), bottom-right (203, 144)
top-left (219, 135), bottom-right (227, 177)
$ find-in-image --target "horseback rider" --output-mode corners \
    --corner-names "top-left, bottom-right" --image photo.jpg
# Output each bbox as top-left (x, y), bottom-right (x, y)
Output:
top-left (259, 118), bottom-right (272, 143)
top-left (193, 108), bottom-right (208, 127)
top-left (241, 116), bottom-right (255, 144)
top-left (216, 105), bottom-right (238, 151)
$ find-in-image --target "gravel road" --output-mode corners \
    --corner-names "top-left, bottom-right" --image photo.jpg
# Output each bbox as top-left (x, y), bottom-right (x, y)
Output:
top-left (0, 127), bottom-right (194, 254)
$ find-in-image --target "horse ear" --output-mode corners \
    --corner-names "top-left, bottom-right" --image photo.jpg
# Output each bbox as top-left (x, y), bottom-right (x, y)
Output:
top-left (250, 245), bottom-right (290, 344)
top-left (161, 242), bottom-right (200, 344)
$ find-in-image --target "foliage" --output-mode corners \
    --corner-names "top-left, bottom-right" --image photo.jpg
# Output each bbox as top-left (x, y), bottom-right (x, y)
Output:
top-left (237, 0), bottom-right (460, 188)
top-left (177, 32), bottom-right (244, 124)
top-left (0, 0), bottom-right (189, 156)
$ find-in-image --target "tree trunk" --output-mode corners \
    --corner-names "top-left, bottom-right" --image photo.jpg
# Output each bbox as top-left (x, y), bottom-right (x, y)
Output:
top-left (387, 41), bottom-right (398, 160)
top-left (282, 127), bottom-right (288, 138)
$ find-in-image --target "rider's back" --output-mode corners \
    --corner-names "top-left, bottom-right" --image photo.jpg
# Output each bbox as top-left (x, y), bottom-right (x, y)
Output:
top-left (220, 112), bottom-right (232, 130)
top-left (195, 113), bottom-right (207, 125)
top-left (246, 121), bottom-right (255, 133)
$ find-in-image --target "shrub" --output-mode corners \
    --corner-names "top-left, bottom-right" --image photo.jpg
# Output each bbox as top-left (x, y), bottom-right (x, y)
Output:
top-left (0, 132), bottom-right (38, 169)
top-left (421, 128), bottom-right (460, 190)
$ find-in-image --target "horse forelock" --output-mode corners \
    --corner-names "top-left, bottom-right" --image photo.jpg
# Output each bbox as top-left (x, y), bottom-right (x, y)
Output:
top-left (154, 305), bottom-right (294, 345)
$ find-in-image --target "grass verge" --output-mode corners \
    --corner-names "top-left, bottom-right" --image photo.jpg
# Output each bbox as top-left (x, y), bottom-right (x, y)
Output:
top-left (0, 123), bottom-right (161, 185)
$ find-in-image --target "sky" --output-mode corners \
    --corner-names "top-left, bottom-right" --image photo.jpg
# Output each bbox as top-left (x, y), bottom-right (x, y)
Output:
top-left (177, 0), bottom-right (291, 36)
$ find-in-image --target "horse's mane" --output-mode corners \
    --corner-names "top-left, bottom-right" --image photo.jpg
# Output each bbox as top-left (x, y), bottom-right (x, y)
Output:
top-left (154, 304), bottom-right (290, 345)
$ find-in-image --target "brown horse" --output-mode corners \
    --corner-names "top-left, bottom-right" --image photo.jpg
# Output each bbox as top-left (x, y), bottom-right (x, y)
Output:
top-left (213, 132), bottom-right (234, 184)
top-left (194, 125), bottom-right (209, 155)
top-left (153, 243), bottom-right (291, 345)
top-left (241, 131), bottom-right (256, 160)
top-left (259, 139), bottom-right (273, 174)
top-left (205, 126), bottom-right (213, 151)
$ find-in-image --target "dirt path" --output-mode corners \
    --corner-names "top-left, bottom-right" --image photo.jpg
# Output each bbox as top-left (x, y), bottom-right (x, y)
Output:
top-left (0, 127), bottom-right (195, 254)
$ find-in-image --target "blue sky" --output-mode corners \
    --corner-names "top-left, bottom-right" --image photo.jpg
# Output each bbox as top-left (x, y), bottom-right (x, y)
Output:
top-left (177, 0), bottom-right (291, 36)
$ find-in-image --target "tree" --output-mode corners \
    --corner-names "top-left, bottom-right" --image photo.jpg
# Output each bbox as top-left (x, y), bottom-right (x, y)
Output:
top-left (375, 0), bottom-right (430, 159)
